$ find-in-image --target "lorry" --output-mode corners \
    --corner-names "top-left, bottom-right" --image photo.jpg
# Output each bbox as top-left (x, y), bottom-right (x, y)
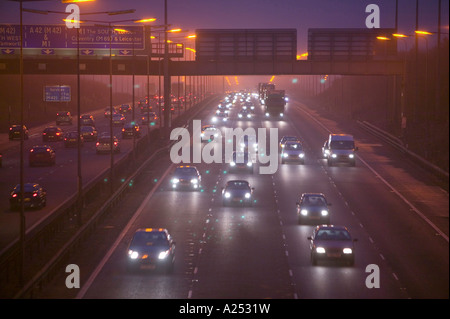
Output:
top-left (264, 89), bottom-right (286, 119)
top-left (322, 134), bottom-right (358, 166)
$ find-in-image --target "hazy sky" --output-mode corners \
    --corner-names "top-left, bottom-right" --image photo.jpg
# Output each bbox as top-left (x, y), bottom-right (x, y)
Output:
top-left (0, 0), bottom-right (448, 53)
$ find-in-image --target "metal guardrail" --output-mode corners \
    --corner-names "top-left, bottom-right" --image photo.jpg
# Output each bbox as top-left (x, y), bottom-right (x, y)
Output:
top-left (357, 120), bottom-right (449, 182)
top-left (10, 94), bottom-right (218, 298)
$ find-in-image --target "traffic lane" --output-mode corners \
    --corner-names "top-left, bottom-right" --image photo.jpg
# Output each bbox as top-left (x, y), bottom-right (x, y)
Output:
top-left (324, 161), bottom-right (449, 299)
top-left (282, 104), bottom-right (448, 298)
top-left (258, 115), bottom-right (406, 298)
top-left (288, 100), bottom-right (448, 237)
top-left (274, 162), bottom-right (407, 298)
top-left (81, 162), bottom-right (217, 299)
top-left (190, 164), bottom-right (295, 299)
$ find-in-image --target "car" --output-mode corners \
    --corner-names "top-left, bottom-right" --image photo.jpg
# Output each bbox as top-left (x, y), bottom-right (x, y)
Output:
top-left (29, 145), bottom-right (56, 166)
top-left (281, 141), bottom-right (305, 164)
top-left (229, 151), bottom-right (253, 173)
top-left (237, 109), bottom-right (253, 120)
top-left (63, 131), bottom-right (84, 148)
top-left (96, 135), bottom-right (120, 154)
top-left (80, 114), bottom-right (95, 127)
top-left (200, 125), bottom-right (220, 143)
top-left (80, 126), bottom-right (98, 141)
top-left (307, 225), bottom-right (357, 266)
top-left (104, 107), bottom-right (114, 118)
top-left (9, 183), bottom-right (47, 211)
top-left (279, 136), bottom-right (300, 148)
top-left (141, 112), bottom-right (158, 125)
top-left (119, 104), bottom-right (131, 114)
top-left (296, 193), bottom-right (331, 224)
top-left (239, 135), bottom-right (258, 153)
top-left (170, 165), bottom-right (202, 190)
top-left (222, 180), bottom-right (254, 206)
top-left (42, 126), bottom-right (64, 142)
top-left (55, 111), bottom-right (73, 125)
top-left (122, 122), bottom-right (141, 139)
top-left (127, 228), bottom-right (175, 272)
top-left (212, 111), bottom-right (228, 123)
top-left (9, 125), bottom-right (29, 140)
top-left (112, 113), bottom-right (125, 126)
top-left (323, 134), bottom-right (358, 166)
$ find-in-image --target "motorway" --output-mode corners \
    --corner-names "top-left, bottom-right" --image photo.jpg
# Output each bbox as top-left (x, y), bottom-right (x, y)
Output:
top-left (9, 93), bottom-right (449, 299)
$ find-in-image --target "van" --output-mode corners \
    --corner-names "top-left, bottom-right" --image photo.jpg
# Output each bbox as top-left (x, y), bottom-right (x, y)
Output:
top-left (323, 134), bottom-right (358, 166)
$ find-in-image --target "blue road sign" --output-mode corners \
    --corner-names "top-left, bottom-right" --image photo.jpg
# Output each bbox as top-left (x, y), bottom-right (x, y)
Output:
top-left (44, 85), bottom-right (71, 102)
top-left (0, 24), bottom-right (144, 50)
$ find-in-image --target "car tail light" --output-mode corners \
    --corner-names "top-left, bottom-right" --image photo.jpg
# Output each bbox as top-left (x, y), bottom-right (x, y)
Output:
top-left (12, 194), bottom-right (17, 198)
top-left (33, 193), bottom-right (38, 197)
top-left (46, 148), bottom-right (51, 152)
top-left (114, 142), bottom-right (118, 146)
top-left (96, 142), bottom-right (100, 146)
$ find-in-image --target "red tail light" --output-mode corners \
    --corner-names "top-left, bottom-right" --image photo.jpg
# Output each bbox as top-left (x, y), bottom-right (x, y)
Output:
top-left (33, 193), bottom-right (38, 197)
top-left (12, 194), bottom-right (17, 198)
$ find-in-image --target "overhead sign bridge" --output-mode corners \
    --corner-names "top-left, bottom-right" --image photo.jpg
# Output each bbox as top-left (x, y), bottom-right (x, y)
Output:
top-left (0, 26), bottom-right (403, 76)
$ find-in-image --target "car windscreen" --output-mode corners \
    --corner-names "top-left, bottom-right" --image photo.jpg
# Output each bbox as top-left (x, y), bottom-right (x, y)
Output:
top-left (131, 232), bottom-right (168, 247)
top-left (329, 140), bottom-right (355, 150)
top-left (316, 229), bottom-right (351, 240)
top-left (285, 143), bottom-right (302, 150)
top-left (174, 167), bottom-right (197, 176)
top-left (227, 181), bottom-right (249, 189)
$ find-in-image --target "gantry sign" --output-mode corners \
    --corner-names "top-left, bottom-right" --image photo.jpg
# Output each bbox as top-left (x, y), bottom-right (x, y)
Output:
top-left (0, 28), bottom-right (403, 76)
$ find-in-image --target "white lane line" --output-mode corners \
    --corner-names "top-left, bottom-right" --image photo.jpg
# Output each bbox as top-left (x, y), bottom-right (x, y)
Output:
top-left (75, 163), bottom-right (174, 299)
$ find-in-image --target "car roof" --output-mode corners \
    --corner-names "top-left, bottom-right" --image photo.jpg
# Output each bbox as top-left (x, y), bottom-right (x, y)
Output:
top-left (315, 225), bottom-right (348, 231)
top-left (134, 228), bottom-right (168, 234)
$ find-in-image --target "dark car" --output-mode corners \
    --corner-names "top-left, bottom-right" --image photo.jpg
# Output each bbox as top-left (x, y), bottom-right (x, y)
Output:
top-left (281, 141), bottom-right (305, 164)
top-left (170, 165), bottom-right (201, 190)
top-left (122, 122), bottom-right (141, 139)
top-left (279, 136), bottom-right (300, 149)
top-left (127, 228), bottom-right (175, 272)
top-left (29, 145), bottom-right (56, 166)
top-left (222, 180), bottom-right (254, 206)
top-left (141, 112), bottom-right (158, 125)
top-left (237, 109), bottom-right (253, 120)
top-left (96, 134), bottom-right (120, 154)
top-left (229, 151), bottom-right (253, 173)
top-left (9, 125), bottom-right (29, 140)
top-left (112, 113), bottom-right (125, 126)
top-left (307, 225), bottom-right (357, 266)
top-left (296, 193), bottom-right (331, 224)
top-left (80, 126), bottom-right (98, 142)
top-left (42, 126), bottom-right (63, 142)
top-left (56, 111), bottom-right (73, 125)
top-left (10, 183), bottom-right (47, 210)
top-left (63, 131), bottom-right (84, 148)
top-left (119, 104), bottom-right (131, 114)
top-left (80, 114), bottom-right (95, 127)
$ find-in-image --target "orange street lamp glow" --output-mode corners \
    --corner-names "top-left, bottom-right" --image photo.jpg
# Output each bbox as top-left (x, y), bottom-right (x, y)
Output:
top-left (393, 33), bottom-right (409, 38)
top-left (415, 30), bottom-right (433, 35)
top-left (297, 52), bottom-right (308, 59)
top-left (187, 35), bottom-right (196, 38)
top-left (186, 47), bottom-right (196, 53)
top-left (134, 18), bottom-right (157, 23)
top-left (269, 75), bottom-right (275, 82)
top-left (168, 28), bottom-right (182, 33)
top-left (114, 28), bottom-right (129, 33)
top-left (62, 18), bottom-right (83, 24)
top-left (376, 36), bottom-right (390, 40)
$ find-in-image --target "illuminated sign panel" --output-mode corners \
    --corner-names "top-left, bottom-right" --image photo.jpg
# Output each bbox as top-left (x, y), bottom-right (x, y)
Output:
top-left (195, 29), bottom-right (297, 62)
top-left (0, 24), bottom-right (144, 50)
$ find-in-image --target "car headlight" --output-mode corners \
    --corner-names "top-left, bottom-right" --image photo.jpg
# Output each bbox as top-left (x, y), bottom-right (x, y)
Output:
top-left (245, 193), bottom-right (251, 199)
top-left (331, 154), bottom-right (337, 158)
top-left (349, 154), bottom-right (354, 159)
top-left (247, 114), bottom-right (251, 118)
top-left (224, 192), bottom-right (231, 198)
top-left (343, 248), bottom-right (353, 254)
top-left (212, 117), bottom-right (217, 122)
top-left (299, 153), bottom-right (305, 158)
top-left (316, 247), bottom-right (326, 254)
top-left (128, 250), bottom-right (139, 259)
top-left (265, 112), bottom-right (269, 117)
top-left (238, 114), bottom-right (243, 118)
top-left (301, 209), bottom-right (308, 216)
top-left (283, 153), bottom-right (288, 158)
top-left (172, 178), bottom-right (179, 184)
top-left (240, 142), bottom-right (245, 147)
top-left (321, 210), bottom-right (328, 216)
top-left (246, 161), bottom-right (252, 167)
top-left (230, 161), bottom-right (236, 166)
top-left (158, 250), bottom-right (170, 260)
top-left (280, 113), bottom-right (284, 117)
top-left (191, 178), bottom-right (198, 184)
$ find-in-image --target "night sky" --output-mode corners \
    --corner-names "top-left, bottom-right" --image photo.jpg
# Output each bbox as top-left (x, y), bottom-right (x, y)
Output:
top-left (0, 0), bottom-right (448, 55)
